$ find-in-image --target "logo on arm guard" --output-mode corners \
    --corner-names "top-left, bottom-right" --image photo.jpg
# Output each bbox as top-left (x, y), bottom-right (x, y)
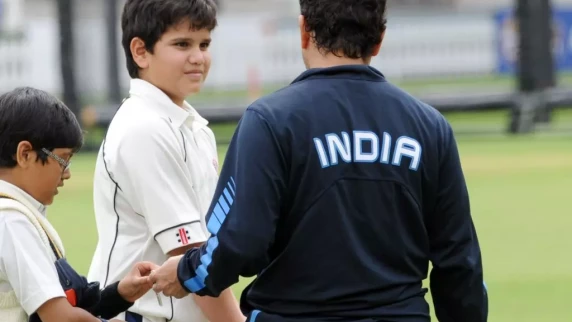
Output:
top-left (177, 228), bottom-right (190, 245)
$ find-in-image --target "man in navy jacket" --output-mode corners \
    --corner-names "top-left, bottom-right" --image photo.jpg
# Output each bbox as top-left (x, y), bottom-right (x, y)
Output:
top-left (150, 1), bottom-right (488, 321)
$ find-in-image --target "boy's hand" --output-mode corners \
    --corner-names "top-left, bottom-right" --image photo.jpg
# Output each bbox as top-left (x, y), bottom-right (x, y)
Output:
top-left (149, 255), bottom-right (188, 299)
top-left (118, 261), bottom-right (159, 302)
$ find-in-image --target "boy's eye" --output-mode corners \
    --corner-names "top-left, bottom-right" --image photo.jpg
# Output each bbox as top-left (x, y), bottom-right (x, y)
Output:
top-left (175, 42), bottom-right (189, 48)
top-left (200, 42), bottom-right (210, 50)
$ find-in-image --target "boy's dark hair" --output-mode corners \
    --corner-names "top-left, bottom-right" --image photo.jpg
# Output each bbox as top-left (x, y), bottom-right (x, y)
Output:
top-left (121, 0), bottom-right (218, 78)
top-left (300, 0), bottom-right (387, 59)
top-left (0, 87), bottom-right (84, 168)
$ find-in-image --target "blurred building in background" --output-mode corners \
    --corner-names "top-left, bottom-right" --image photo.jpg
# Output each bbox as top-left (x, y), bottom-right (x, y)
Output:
top-left (2, 0), bottom-right (572, 105)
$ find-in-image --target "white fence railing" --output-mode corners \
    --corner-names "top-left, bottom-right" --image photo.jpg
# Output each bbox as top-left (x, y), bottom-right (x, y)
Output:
top-left (0, 36), bottom-right (29, 92)
top-left (213, 13), bottom-right (496, 88)
top-left (0, 12), bottom-right (499, 96)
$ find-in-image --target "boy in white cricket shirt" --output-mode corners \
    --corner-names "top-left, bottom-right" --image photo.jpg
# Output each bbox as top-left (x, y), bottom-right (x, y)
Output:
top-left (87, 1), bottom-right (244, 321)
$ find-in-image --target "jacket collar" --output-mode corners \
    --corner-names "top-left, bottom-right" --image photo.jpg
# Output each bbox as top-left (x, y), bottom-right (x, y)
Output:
top-left (291, 64), bottom-right (387, 84)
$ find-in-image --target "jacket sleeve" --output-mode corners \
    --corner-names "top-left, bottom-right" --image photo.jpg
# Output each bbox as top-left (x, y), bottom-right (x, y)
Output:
top-left (91, 281), bottom-right (133, 319)
top-left (177, 108), bottom-right (287, 297)
top-left (428, 119), bottom-right (488, 322)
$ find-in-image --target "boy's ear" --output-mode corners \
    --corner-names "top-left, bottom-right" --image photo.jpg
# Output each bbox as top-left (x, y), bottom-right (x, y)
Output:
top-left (15, 141), bottom-right (35, 169)
top-left (130, 37), bottom-right (150, 69)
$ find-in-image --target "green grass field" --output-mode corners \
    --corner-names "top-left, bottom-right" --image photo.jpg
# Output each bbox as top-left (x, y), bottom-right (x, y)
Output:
top-left (47, 112), bottom-right (572, 322)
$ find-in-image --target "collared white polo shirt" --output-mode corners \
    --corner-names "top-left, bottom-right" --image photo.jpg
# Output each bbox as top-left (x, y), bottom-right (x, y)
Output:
top-left (87, 79), bottom-right (220, 322)
top-left (0, 180), bottom-right (65, 316)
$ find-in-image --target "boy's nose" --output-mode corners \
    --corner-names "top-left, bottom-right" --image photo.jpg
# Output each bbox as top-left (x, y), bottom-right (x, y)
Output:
top-left (188, 50), bottom-right (205, 64)
top-left (62, 168), bottom-right (71, 180)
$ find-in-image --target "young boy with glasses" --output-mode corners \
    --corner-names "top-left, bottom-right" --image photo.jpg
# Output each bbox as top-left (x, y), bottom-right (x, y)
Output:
top-left (0, 87), bottom-right (158, 322)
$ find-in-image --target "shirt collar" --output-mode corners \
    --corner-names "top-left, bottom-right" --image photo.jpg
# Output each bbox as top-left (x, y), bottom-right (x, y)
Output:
top-left (0, 180), bottom-right (47, 216)
top-left (129, 79), bottom-right (209, 129)
top-left (291, 64), bottom-right (387, 84)
top-left (182, 101), bottom-right (209, 130)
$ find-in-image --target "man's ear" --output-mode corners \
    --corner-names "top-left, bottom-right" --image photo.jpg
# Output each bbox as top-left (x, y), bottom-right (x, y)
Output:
top-left (15, 141), bottom-right (35, 168)
top-left (371, 30), bottom-right (386, 57)
top-left (130, 37), bottom-right (150, 69)
top-left (299, 15), bottom-right (311, 50)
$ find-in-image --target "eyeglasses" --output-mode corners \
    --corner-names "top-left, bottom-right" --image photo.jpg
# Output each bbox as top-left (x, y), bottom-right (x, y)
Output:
top-left (41, 148), bottom-right (71, 173)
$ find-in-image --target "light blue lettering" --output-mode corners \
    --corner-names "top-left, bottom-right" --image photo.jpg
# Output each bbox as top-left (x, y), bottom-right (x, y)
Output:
top-left (313, 131), bottom-right (422, 171)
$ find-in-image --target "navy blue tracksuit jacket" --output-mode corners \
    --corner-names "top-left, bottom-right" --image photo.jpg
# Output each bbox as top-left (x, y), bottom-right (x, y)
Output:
top-left (178, 65), bottom-right (488, 322)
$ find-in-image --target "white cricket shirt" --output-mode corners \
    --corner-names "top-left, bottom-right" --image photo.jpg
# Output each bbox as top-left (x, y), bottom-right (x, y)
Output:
top-left (87, 79), bottom-right (220, 322)
top-left (0, 180), bottom-right (65, 317)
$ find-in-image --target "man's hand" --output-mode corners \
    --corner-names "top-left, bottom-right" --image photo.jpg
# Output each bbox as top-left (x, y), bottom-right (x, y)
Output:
top-left (149, 255), bottom-right (189, 299)
top-left (118, 261), bottom-right (159, 302)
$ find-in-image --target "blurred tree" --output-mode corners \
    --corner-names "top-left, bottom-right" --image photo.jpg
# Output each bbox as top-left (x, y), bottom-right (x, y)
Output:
top-left (56, 0), bottom-right (80, 117)
top-left (105, 0), bottom-right (121, 103)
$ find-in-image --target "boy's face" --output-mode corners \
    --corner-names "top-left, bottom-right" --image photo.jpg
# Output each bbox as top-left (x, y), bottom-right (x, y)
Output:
top-left (14, 142), bottom-right (73, 206)
top-left (135, 19), bottom-right (212, 105)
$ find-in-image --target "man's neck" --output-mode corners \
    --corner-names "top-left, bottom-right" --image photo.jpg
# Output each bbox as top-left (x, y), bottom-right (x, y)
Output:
top-left (305, 52), bottom-right (370, 69)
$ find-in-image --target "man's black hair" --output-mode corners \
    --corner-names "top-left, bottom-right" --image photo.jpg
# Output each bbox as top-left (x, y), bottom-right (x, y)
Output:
top-left (121, 0), bottom-right (218, 78)
top-left (0, 87), bottom-right (84, 168)
top-left (300, 0), bottom-right (387, 59)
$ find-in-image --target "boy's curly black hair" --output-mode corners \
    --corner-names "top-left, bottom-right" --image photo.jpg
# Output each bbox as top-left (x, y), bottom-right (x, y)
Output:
top-left (300, 0), bottom-right (387, 59)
